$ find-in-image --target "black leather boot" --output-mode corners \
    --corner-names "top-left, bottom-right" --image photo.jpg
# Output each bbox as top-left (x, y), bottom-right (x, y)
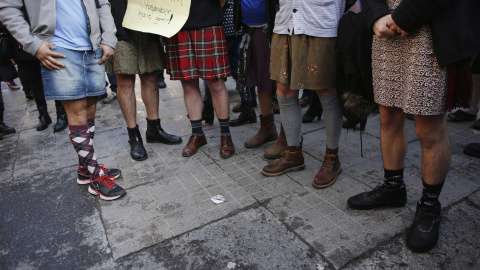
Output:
top-left (145, 118), bottom-right (182, 144)
top-left (128, 125), bottom-right (148, 161)
top-left (54, 105), bottom-right (68, 132)
top-left (0, 122), bottom-right (15, 135)
top-left (202, 102), bottom-right (214, 124)
top-left (229, 102), bottom-right (257, 127)
top-left (37, 106), bottom-right (52, 131)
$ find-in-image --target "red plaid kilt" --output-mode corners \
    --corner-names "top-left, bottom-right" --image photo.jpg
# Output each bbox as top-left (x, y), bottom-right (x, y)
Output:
top-left (165, 26), bottom-right (231, 80)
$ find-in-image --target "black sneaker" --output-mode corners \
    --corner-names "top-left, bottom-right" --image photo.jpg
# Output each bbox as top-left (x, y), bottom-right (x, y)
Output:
top-left (406, 201), bottom-right (441, 252)
top-left (77, 165), bottom-right (121, 185)
top-left (88, 175), bottom-right (126, 200)
top-left (347, 183), bottom-right (407, 210)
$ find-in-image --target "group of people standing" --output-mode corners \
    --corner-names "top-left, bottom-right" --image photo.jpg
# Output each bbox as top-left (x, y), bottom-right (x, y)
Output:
top-left (1, 0), bottom-right (479, 253)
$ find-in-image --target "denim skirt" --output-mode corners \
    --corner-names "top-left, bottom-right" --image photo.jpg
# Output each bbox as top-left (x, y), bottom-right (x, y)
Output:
top-left (41, 46), bottom-right (106, 100)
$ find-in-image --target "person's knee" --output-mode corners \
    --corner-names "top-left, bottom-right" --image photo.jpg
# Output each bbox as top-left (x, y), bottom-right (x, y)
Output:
top-left (379, 106), bottom-right (404, 129)
top-left (415, 117), bottom-right (446, 149)
top-left (276, 82), bottom-right (296, 98)
top-left (206, 79), bottom-right (226, 95)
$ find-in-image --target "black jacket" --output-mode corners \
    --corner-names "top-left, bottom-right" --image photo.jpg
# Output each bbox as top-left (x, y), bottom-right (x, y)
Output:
top-left (361, 0), bottom-right (480, 65)
top-left (109, 0), bottom-right (130, 41)
top-left (233, 0), bottom-right (277, 42)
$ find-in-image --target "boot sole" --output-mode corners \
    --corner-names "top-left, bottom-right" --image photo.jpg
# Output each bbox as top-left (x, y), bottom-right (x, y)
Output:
top-left (182, 140), bottom-right (207, 157)
top-left (262, 164), bottom-right (305, 177)
top-left (220, 150), bottom-right (235, 159)
top-left (146, 138), bottom-right (183, 145)
top-left (406, 239), bottom-right (438, 253)
top-left (131, 154), bottom-right (148, 161)
top-left (312, 168), bottom-right (342, 189)
top-left (244, 135), bottom-right (278, 149)
top-left (88, 186), bottom-right (126, 201)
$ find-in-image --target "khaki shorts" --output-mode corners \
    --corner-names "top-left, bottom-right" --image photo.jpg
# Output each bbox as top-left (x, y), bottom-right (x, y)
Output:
top-left (270, 33), bottom-right (336, 90)
top-left (106, 31), bottom-right (165, 75)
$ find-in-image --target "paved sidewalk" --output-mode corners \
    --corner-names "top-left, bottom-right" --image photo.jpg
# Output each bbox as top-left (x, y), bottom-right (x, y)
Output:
top-left (0, 77), bottom-right (479, 270)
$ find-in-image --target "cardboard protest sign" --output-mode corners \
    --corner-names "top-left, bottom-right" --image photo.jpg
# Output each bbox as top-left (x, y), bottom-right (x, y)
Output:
top-left (122, 0), bottom-right (191, 38)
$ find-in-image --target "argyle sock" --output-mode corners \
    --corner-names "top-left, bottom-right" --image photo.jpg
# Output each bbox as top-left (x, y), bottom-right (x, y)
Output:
top-left (78, 119), bottom-right (96, 172)
top-left (419, 178), bottom-right (444, 208)
top-left (218, 117), bottom-right (231, 136)
top-left (384, 168), bottom-right (404, 189)
top-left (69, 124), bottom-right (104, 180)
top-left (191, 119), bottom-right (203, 136)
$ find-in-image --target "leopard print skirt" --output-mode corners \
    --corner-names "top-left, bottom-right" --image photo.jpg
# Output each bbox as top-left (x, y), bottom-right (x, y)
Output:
top-left (372, 0), bottom-right (447, 115)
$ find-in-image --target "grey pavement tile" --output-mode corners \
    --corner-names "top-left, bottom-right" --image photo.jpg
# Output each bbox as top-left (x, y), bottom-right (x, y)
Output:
top-left (325, 247), bottom-right (352, 269)
top-left (236, 195), bottom-right (257, 207)
top-left (252, 189), bottom-right (273, 202)
top-left (468, 191), bottom-right (480, 207)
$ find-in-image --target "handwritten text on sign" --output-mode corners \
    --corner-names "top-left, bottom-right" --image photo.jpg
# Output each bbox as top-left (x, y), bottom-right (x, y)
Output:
top-left (122, 0), bottom-right (191, 38)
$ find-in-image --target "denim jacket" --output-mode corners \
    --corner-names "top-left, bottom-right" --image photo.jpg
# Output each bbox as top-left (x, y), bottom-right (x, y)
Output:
top-left (0, 0), bottom-right (117, 56)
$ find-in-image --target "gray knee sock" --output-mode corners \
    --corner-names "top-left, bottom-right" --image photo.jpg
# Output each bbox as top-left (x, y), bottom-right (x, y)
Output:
top-left (318, 91), bottom-right (342, 149)
top-left (278, 96), bottom-right (302, 146)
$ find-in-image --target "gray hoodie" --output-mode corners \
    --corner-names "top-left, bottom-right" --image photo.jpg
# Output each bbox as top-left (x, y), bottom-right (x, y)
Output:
top-left (0, 0), bottom-right (117, 56)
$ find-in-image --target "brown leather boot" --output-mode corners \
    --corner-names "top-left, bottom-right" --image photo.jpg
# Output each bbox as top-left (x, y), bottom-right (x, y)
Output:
top-left (262, 146), bottom-right (305, 176)
top-left (312, 147), bottom-right (342, 189)
top-left (264, 124), bottom-right (288, 159)
top-left (245, 114), bottom-right (278, 148)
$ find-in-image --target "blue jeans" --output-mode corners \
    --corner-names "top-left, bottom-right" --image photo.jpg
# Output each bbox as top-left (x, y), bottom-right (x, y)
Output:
top-left (204, 35), bottom-right (242, 105)
top-left (106, 73), bottom-right (117, 93)
top-left (41, 46), bottom-right (106, 100)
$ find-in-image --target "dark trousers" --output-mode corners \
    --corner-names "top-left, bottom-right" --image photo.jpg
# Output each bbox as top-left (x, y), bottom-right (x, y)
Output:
top-left (106, 73), bottom-right (117, 93)
top-left (16, 60), bottom-right (64, 115)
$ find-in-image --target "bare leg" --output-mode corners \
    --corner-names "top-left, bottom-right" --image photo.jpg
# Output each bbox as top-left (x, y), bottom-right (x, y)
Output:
top-left (181, 79), bottom-right (203, 121)
top-left (414, 114), bottom-right (451, 185)
top-left (61, 98), bottom-right (88, 125)
top-left (139, 71), bottom-right (159, 120)
top-left (116, 74), bottom-right (137, 128)
top-left (86, 97), bottom-right (97, 121)
top-left (276, 82), bottom-right (298, 98)
top-left (379, 105), bottom-right (407, 170)
top-left (206, 78), bottom-right (229, 119)
top-left (258, 92), bottom-right (273, 116)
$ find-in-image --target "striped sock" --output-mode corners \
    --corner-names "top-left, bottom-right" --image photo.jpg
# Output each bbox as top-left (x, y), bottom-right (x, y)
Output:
top-left (218, 117), bottom-right (231, 136)
top-left (191, 119), bottom-right (203, 136)
top-left (69, 124), bottom-right (104, 180)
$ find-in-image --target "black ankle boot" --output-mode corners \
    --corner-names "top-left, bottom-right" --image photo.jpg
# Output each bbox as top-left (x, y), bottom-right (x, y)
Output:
top-left (0, 122), bottom-right (15, 135)
top-left (54, 113), bottom-right (68, 133)
top-left (145, 118), bottom-right (182, 144)
top-left (202, 103), bottom-right (214, 124)
top-left (347, 182), bottom-right (407, 210)
top-left (302, 93), bottom-right (322, 123)
top-left (406, 201), bottom-right (441, 252)
top-left (128, 125), bottom-right (148, 161)
top-left (229, 102), bottom-right (257, 127)
top-left (37, 106), bottom-right (52, 131)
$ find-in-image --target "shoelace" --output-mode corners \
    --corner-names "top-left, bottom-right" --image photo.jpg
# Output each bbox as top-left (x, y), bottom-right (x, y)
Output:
top-left (98, 164), bottom-right (108, 172)
top-left (414, 206), bottom-right (440, 229)
top-left (98, 175), bottom-right (116, 189)
top-left (320, 153), bottom-right (336, 171)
